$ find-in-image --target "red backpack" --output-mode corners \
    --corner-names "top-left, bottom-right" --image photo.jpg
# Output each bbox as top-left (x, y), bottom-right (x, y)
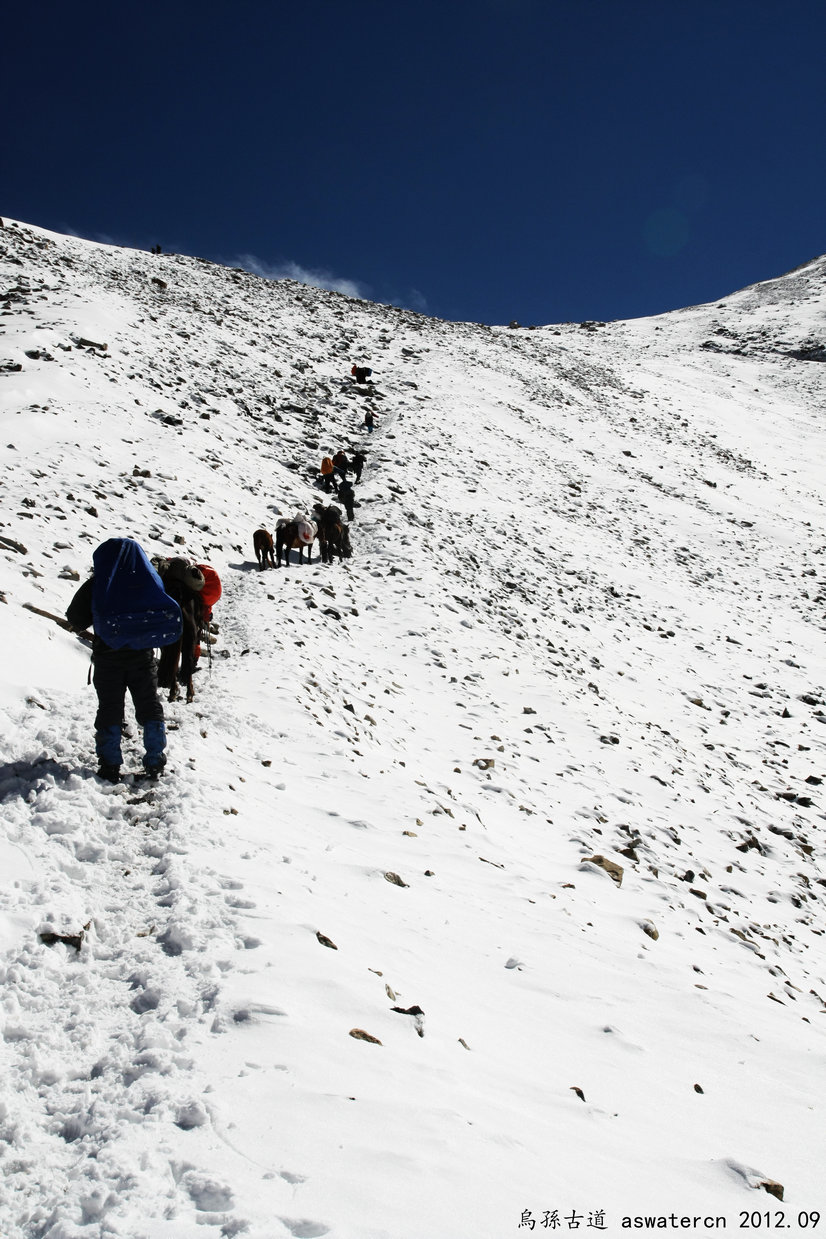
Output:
top-left (197, 564), bottom-right (222, 613)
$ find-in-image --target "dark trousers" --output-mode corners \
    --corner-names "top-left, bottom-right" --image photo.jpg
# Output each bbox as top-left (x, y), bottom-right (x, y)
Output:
top-left (93, 649), bottom-right (164, 731)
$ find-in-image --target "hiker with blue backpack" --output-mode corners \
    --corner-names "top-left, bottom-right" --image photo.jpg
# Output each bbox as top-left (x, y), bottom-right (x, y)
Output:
top-left (66, 537), bottom-right (182, 783)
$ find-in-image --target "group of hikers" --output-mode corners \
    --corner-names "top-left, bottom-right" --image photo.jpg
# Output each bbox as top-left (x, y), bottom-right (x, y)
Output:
top-left (318, 448), bottom-right (366, 520)
top-left (65, 361), bottom-right (378, 784)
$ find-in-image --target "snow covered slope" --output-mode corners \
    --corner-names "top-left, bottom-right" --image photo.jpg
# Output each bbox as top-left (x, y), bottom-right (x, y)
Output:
top-left (1, 218), bottom-right (824, 1239)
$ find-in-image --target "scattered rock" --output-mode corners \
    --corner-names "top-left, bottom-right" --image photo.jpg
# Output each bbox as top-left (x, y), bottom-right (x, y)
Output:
top-left (580, 855), bottom-right (623, 887)
top-left (640, 920), bottom-right (659, 941)
top-left (39, 925), bottom-right (87, 951)
top-left (391, 1005), bottom-right (425, 1037)
top-left (349, 1028), bottom-right (382, 1045)
top-left (384, 871), bottom-right (408, 887)
top-left (760, 1180), bottom-right (784, 1202)
top-left (316, 932), bottom-right (337, 950)
top-left (0, 534), bottom-right (27, 554)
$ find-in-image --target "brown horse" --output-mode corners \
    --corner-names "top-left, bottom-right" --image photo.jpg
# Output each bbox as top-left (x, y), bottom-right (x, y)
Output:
top-left (253, 527), bottom-right (275, 568)
top-left (315, 508), bottom-right (352, 564)
top-left (275, 516), bottom-right (317, 568)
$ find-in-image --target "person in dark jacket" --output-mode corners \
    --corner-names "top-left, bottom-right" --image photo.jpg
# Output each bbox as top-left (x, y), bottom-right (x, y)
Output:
top-left (363, 409), bottom-right (375, 433)
top-left (66, 575), bottom-right (168, 783)
top-left (351, 364), bottom-right (372, 384)
top-left (351, 450), bottom-right (366, 482)
top-left (337, 477), bottom-right (356, 521)
top-left (332, 450), bottom-right (350, 482)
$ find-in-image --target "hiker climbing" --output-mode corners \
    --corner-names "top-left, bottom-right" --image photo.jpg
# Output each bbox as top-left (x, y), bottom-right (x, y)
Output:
top-left (320, 454), bottom-right (338, 493)
top-left (351, 363), bottom-right (372, 385)
top-left (65, 537), bottom-right (181, 783)
top-left (363, 409), bottom-right (375, 433)
top-left (338, 476), bottom-right (356, 521)
top-left (350, 449), bottom-right (367, 482)
top-left (154, 557), bottom-right (206, 704)
top-left (332, 449), bottom-right (350, 481)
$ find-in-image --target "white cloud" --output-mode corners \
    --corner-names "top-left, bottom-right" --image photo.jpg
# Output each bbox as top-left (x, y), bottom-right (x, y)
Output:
top-left (405, 288), bottom-right (428, 313)
top-left (237, 253), bottom-right (368, 300)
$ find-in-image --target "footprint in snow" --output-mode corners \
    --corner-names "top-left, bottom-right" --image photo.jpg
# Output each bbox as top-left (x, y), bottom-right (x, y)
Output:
top-left (181, 1169), bottom-right (234, 1212)
top-left (279, 1220), bottom-right (330, 1238)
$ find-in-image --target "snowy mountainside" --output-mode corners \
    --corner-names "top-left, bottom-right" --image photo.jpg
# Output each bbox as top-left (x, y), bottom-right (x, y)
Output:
top-left (0, 219), bottom-right (824, 1239)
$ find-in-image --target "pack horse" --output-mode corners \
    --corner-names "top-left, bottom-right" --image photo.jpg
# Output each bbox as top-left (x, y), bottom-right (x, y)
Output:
top-left (275, 515), bottom-right (317, 567)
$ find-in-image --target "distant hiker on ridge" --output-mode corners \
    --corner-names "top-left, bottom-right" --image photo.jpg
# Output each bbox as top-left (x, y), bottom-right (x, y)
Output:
top-left (351, 364), bottom-right (372, 384)
top-left (363, 409), bottom-right (375, 434)
top-left (66, 537), bottom-right (181, 783)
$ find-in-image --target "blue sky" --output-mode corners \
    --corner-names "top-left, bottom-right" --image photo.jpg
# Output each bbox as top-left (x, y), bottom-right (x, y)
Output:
top-left (5, 0), bottom-right (824, 325)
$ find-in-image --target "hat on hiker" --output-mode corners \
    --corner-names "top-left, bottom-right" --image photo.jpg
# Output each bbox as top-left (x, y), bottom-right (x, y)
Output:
top-left (166, 557), bottom-right (205, 591)
top-left (184, 565), bottom-right (205, 591)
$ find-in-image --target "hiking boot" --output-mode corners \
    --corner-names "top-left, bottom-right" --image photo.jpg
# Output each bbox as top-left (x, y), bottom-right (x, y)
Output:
top-left (97, 763), bottom-right (121, 784)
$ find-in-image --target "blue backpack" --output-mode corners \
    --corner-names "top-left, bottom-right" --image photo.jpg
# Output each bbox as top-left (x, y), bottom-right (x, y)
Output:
top-left (92, 538), bottom-right (182, 650)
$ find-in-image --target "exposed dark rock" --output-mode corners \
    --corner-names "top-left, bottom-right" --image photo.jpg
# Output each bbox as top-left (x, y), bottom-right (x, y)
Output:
top-left (39, 926), bottom-right (85, 951)
top-left (0, 534), bottom-right (28, 554)
top-left (759, 1180), bottom-right (784, 1202)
